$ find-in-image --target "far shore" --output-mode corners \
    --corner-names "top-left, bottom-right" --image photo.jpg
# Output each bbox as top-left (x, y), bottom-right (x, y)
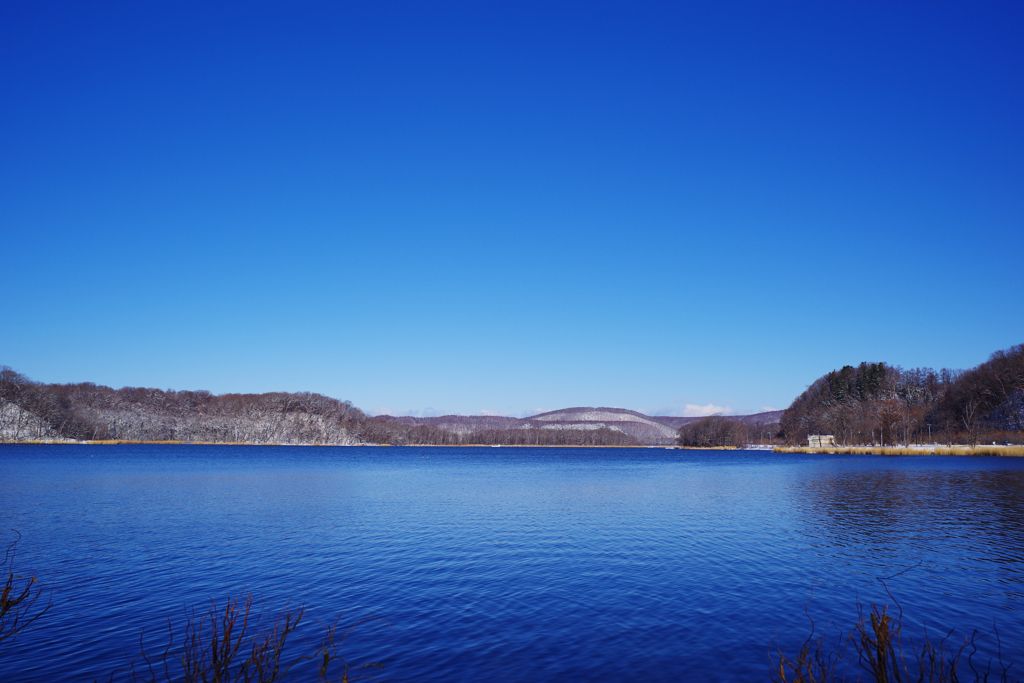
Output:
top-left (2, 440), bottom-right (1022, 456)
top-left (774, 444), bottom-right (1024, 457)
top-left (0, 439), bottom-right (672, 448)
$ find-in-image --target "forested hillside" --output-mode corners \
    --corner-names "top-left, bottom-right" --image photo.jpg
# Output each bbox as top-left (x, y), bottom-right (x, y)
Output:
top-left (326, 406), bottom-right (784, 446)
top-left (675, 415), bottom-right (783, 448)
top-left (14, 343), bottom-right (1017, 450)
top-left (402, 407), bottom-right (688, 445)
top-left (0, 367), bottom-right (637, 446)
top-left (778, 343), bottom-right (1024, 445)
top-left (0, 368), bottom-right (368, 444)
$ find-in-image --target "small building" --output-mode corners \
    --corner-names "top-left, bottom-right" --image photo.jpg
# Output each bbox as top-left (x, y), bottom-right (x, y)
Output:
top-left (808, 434), bottom-right (836, 447)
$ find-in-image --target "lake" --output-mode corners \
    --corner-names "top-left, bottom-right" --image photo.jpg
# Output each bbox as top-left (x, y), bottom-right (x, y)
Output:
top-left (1, 445), bottom-right (1022, 681)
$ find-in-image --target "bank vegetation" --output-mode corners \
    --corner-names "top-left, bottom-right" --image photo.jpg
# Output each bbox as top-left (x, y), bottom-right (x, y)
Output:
top-left (0, 368), bottom-right (639, 447)
top-left (774, 343), bottom-right (1023, 448)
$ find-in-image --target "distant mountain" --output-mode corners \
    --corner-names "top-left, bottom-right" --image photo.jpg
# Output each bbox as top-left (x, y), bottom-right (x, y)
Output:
top-left (0, 363), bottom-right (783, 446)
top-left (526, 407), bottom-right (679, 443)
top-left (651, 410), bottom-right (784, 428)
top-left (388, 414), bottom-right (523, 432)
top-left (386, 406), bottom-right (783, 445)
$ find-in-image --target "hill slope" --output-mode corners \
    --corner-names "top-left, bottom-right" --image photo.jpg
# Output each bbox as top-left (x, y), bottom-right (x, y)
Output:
top-left (387, 406), bottom-right (782, 445)
top-left (0, 365), bottom-right (783, 446)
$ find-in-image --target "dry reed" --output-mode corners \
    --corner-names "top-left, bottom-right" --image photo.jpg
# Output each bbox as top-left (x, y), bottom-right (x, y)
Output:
top-left (0, 533), bottom-right (51, 654)
top-left (774, 446), bottom-right (1024, 457)
top-left (115, 593), bottom-right (386, 683)
top-left (772, 595), bottom-right (1017, 682)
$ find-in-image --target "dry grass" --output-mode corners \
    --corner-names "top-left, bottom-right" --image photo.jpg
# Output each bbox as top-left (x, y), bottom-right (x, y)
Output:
top-left (84, 440), bottom-right (184, 445)
top-left (772, 598), bottom-right (1016, 682)
top-left (0, 533), bottom-right (51, 654)
top-left (5, 439), bottom-right (673, 448)
top-left (4, 440), bottom-right (288, 446)
top-left (116, 593), bottom-right (386, 683)
top-left (0, 532), bottom-right (386, 681)
top-left (447, 443), bottom-right (660, 448)
top-left (774, 445), bottom-right (1024, 457)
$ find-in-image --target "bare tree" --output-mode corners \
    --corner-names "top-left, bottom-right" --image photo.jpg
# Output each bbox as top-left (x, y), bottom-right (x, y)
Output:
top-left (0, 532), bottom-right (52, 653)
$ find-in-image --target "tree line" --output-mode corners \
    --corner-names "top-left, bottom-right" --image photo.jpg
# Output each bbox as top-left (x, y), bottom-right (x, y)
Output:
top-left (676, 415), bottom-right (781, 448)
top-left (0, 367), bottom-right (640, 446)
top-left (15, 341), bottom-right (1018, 450)
top-left (0, 368), bottom-right (369, 444)
top-left (776, 343), bottom-right (1024, 446)
top-left (372, 419), bottom-right (638, 446)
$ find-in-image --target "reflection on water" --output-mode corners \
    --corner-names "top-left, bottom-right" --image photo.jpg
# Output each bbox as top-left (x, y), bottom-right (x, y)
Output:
top-left (795, 466), bottom-right (1024, 601)
top-left (1, 445), bottom-right (1022, 682)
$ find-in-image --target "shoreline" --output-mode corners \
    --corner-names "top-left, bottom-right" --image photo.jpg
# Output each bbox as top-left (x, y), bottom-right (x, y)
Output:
top-left (2, 441), bottom-right (1022, 456)
top-left (0, 439), bottom-right (675, 448)
top-left (774, 445), bottom-right (1024, 457)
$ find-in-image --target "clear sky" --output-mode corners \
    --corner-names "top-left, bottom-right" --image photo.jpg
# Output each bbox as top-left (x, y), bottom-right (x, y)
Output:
top-left (2, 1), bottom-right (1022, 418)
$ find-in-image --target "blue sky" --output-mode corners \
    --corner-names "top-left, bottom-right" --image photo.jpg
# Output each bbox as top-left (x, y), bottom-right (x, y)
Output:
top-left (2, 1), bottom-right (1022, 417)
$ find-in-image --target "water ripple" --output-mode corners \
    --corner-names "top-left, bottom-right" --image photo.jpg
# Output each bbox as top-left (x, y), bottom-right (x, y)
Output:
top-left (1, 445), bottom-right (1023, 682)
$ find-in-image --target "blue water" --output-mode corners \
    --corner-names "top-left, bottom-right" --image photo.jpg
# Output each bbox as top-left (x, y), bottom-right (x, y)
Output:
top-left (1, 445), bottom-right (1023, 682)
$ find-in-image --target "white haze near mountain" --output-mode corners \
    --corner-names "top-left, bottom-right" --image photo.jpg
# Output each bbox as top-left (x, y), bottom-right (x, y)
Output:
top-left (682, 403), bottom-right (733, 417)
top-left (635, 404), bottom-right (735, 418)
top-left (377, 403), bottom-right (741, 419)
